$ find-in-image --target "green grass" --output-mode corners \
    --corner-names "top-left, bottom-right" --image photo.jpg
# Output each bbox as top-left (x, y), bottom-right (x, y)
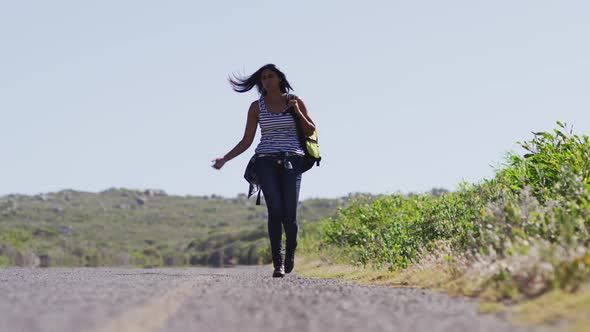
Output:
top-left (513, 287), bottom-right (590, 331)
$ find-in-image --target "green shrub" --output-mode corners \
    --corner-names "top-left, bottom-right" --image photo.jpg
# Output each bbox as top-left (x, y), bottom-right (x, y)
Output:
top-left (321, 121), bottom-right (590, 279)
top-left (0, 229), bottom-right (33, 250)
top-left (0, 254), bottom-right (10, 266)
top-left (500, 121), bottom-right (590, 201)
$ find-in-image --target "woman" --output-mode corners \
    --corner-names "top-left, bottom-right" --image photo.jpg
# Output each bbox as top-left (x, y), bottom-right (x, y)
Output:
top-left (212, 64), bottom-right (316, 278)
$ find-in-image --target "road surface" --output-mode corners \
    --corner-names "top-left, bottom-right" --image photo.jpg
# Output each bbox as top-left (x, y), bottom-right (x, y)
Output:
top-left (0, 267), bottom-right (529, 332)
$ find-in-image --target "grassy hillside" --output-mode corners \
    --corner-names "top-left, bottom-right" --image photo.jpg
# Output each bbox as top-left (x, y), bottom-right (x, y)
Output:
top-left (0, 189), bottom-right (348, 267)
top-left (293, 121), bottom-right (590, 330)
top-left (298, 122), bottom-right (590, 331)
top-left (300, 122), bottom-right (590, 302)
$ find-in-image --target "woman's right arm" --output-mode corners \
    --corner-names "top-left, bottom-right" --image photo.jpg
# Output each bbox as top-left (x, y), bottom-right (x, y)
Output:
top-left (212, 101), bottom-right (258, 170)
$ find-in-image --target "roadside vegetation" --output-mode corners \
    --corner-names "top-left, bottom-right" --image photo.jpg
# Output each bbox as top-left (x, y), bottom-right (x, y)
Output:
top-left (297, 121), bottom-right (590, 331)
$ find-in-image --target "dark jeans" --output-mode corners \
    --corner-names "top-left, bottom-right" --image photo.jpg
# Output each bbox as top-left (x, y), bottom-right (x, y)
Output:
top-left (255, 154), bottom-right (303, 268)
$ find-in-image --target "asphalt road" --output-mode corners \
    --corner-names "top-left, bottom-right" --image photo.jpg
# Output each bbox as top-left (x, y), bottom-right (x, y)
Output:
top-left (0, 267), bottom-right (530, 332)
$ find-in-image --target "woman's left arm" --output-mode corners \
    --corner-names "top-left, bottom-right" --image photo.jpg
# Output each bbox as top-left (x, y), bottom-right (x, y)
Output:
top-left (288, 96), bottom-right (316, 136)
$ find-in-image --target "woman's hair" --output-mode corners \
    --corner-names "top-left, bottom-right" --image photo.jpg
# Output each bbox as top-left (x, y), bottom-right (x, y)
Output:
top-left (229, 64), bottom-right (293, 95)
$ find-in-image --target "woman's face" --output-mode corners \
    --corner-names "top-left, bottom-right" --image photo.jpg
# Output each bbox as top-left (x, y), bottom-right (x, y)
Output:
top-left (260, 69), bottom-right (280, 91)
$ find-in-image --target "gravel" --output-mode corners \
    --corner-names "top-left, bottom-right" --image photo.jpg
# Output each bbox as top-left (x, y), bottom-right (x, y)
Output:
top-left (0, 267), bottom-right (530, 332)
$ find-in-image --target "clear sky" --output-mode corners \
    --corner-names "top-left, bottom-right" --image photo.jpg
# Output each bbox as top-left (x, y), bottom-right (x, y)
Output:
top-left (1, 1), bottom-right (589, 199)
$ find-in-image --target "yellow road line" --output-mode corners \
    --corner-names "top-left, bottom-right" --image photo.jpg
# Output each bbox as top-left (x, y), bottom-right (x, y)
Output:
top-left (91, 279), bottom-right (199, 332)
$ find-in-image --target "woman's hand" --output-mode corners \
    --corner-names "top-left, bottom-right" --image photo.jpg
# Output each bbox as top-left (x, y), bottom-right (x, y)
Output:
top-left (211, 157), bottom-right (226, 170)
top-left (288, 98), bottom-right (301, 115)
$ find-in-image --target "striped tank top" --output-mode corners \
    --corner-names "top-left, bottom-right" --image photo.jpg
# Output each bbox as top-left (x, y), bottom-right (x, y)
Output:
top-left (255, 95), bottom-right (304, 155)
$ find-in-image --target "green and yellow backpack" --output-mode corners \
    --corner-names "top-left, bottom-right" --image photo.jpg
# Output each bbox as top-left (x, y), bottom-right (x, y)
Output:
top-left (287, 94), bottom-right (321, 173)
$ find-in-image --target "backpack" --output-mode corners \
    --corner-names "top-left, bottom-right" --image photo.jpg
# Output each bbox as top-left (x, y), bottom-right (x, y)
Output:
top-left (287, 94), bottom-right (321, 173)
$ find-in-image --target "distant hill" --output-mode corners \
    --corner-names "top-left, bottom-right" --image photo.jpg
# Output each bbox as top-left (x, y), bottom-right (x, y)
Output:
top-left (0, 188), bottom-right (352, 267)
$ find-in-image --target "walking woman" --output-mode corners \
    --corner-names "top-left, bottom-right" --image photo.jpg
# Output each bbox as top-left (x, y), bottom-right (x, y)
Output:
top-left (212, 64), bottom-right (316, 278)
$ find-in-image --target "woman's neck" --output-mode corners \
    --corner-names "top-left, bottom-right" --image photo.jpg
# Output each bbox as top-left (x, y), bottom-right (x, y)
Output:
top-left (265, 90), bottom-right (283, 99)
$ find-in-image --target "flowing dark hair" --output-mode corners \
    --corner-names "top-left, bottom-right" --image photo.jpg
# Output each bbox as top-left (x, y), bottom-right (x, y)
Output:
top-left (229, 64), bottom-right (293, 95)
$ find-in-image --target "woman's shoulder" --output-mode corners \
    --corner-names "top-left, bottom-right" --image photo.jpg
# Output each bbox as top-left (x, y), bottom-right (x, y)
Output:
top-left (249, 99), bottom-right (261, 109)
top-left (288, 93), bottom-right (302, 101)
top-left (248, 100), bottom-right (260, 115)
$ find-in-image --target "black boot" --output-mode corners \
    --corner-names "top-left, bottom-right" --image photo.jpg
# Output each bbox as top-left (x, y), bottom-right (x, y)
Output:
top-left (272, 254), bottom-right (285, 278)
top-left (285, 246), bottom-right (296, 274)
top-left (272, 265), bottom-right (285, 278)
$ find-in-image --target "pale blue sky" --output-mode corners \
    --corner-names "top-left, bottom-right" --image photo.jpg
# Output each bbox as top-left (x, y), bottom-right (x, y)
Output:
top-left (1, 1), bottom-right (589, 199)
